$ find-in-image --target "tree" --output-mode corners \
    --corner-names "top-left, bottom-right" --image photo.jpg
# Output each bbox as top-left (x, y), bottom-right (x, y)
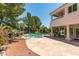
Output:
top-left (26, 12), bottom-right (32, 33)
top-left (0, 3), bottom-right (25, 28)
top-left (40, 25), bottom-right (51, 34)
top-left (0, 3), bottom-right (25, 47)
top-left (24, 12), bottom-right (42, 33)
top-left (32, 16), bottom-right (41, 32)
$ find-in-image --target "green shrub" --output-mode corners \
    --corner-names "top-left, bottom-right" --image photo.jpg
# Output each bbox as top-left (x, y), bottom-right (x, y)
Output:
top-left (0, 26), bottom-right (10, 46)
top-left (0, 39), bottom-right (6, 47)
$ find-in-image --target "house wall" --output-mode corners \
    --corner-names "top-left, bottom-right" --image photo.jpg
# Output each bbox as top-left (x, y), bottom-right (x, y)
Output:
top-left (51, 3), bottom-right (79, 27)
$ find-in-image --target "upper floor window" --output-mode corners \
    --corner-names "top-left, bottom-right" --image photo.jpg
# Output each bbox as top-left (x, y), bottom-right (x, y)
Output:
top-left (73, 3), bottom-right (77, 12)
top-left (68, 3), bottom-right (77, 13)
top-left (68, 6), bottom-right (72, 13)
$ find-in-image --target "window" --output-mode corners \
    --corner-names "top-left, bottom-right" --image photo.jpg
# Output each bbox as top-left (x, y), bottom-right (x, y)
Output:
top-left (68, 3), bottom-right (77, 13)
top-left (68, 6), bottom-right (72, 13)
top-left (76, 29), bottom-right (79, 38)
top-left (70, 28), bottom-right (73, 34)
top-left (73, 3), bottom-right (77, 12)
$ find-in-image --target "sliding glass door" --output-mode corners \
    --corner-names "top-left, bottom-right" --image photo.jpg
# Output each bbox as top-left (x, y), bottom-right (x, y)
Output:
top-left (76, 28), bottom-right (79, 38)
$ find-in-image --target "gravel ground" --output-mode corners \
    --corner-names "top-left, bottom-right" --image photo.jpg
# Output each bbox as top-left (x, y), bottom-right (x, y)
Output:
top-left (5, 39), bottom-right (39, 56)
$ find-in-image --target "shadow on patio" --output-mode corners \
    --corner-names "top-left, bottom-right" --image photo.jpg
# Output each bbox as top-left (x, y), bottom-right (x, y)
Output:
top-left (46, 36), bottom-right (79, 47)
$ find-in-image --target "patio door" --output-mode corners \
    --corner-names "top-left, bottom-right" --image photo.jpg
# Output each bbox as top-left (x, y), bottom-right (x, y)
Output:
top-left (76, 28), bottom-right (79, 38)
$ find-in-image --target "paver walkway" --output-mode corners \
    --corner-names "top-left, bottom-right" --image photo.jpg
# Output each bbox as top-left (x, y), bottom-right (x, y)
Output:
top-left (26, 37), bottom-right (79, 56)
top-left (5, 39), bottom-right (39, 56)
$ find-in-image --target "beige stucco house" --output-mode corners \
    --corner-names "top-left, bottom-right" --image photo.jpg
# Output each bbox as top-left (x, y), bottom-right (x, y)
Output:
top-left (50, 3), bottom-right (79, 40)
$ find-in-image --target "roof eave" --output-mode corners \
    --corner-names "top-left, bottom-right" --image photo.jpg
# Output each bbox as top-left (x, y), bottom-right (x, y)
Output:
top-left (49, 3), bottom-right (67, 16)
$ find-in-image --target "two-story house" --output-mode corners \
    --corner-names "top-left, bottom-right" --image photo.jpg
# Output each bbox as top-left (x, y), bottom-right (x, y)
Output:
top-left (50, 3), bottom-right (79, 40)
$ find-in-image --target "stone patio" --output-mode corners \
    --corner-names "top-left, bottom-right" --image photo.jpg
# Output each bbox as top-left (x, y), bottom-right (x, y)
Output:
top-left (26, 37), bottom-right (79, 56)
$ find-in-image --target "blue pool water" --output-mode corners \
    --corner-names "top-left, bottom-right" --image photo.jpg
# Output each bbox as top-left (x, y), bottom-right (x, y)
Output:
top-left (24, 33), bottom-right (43, 39)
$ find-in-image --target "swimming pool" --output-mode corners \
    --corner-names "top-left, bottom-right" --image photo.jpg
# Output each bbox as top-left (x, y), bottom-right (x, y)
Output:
top-left (24, 33), bottom-right (43, 39)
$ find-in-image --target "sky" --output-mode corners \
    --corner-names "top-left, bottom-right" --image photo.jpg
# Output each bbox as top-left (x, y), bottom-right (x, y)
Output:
top-left (20, 3), bottom-right (64, 28)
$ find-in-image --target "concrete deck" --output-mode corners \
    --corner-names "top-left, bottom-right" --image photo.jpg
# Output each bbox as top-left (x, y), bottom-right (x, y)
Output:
top-left (26, 37), bottom-right (79, 56)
